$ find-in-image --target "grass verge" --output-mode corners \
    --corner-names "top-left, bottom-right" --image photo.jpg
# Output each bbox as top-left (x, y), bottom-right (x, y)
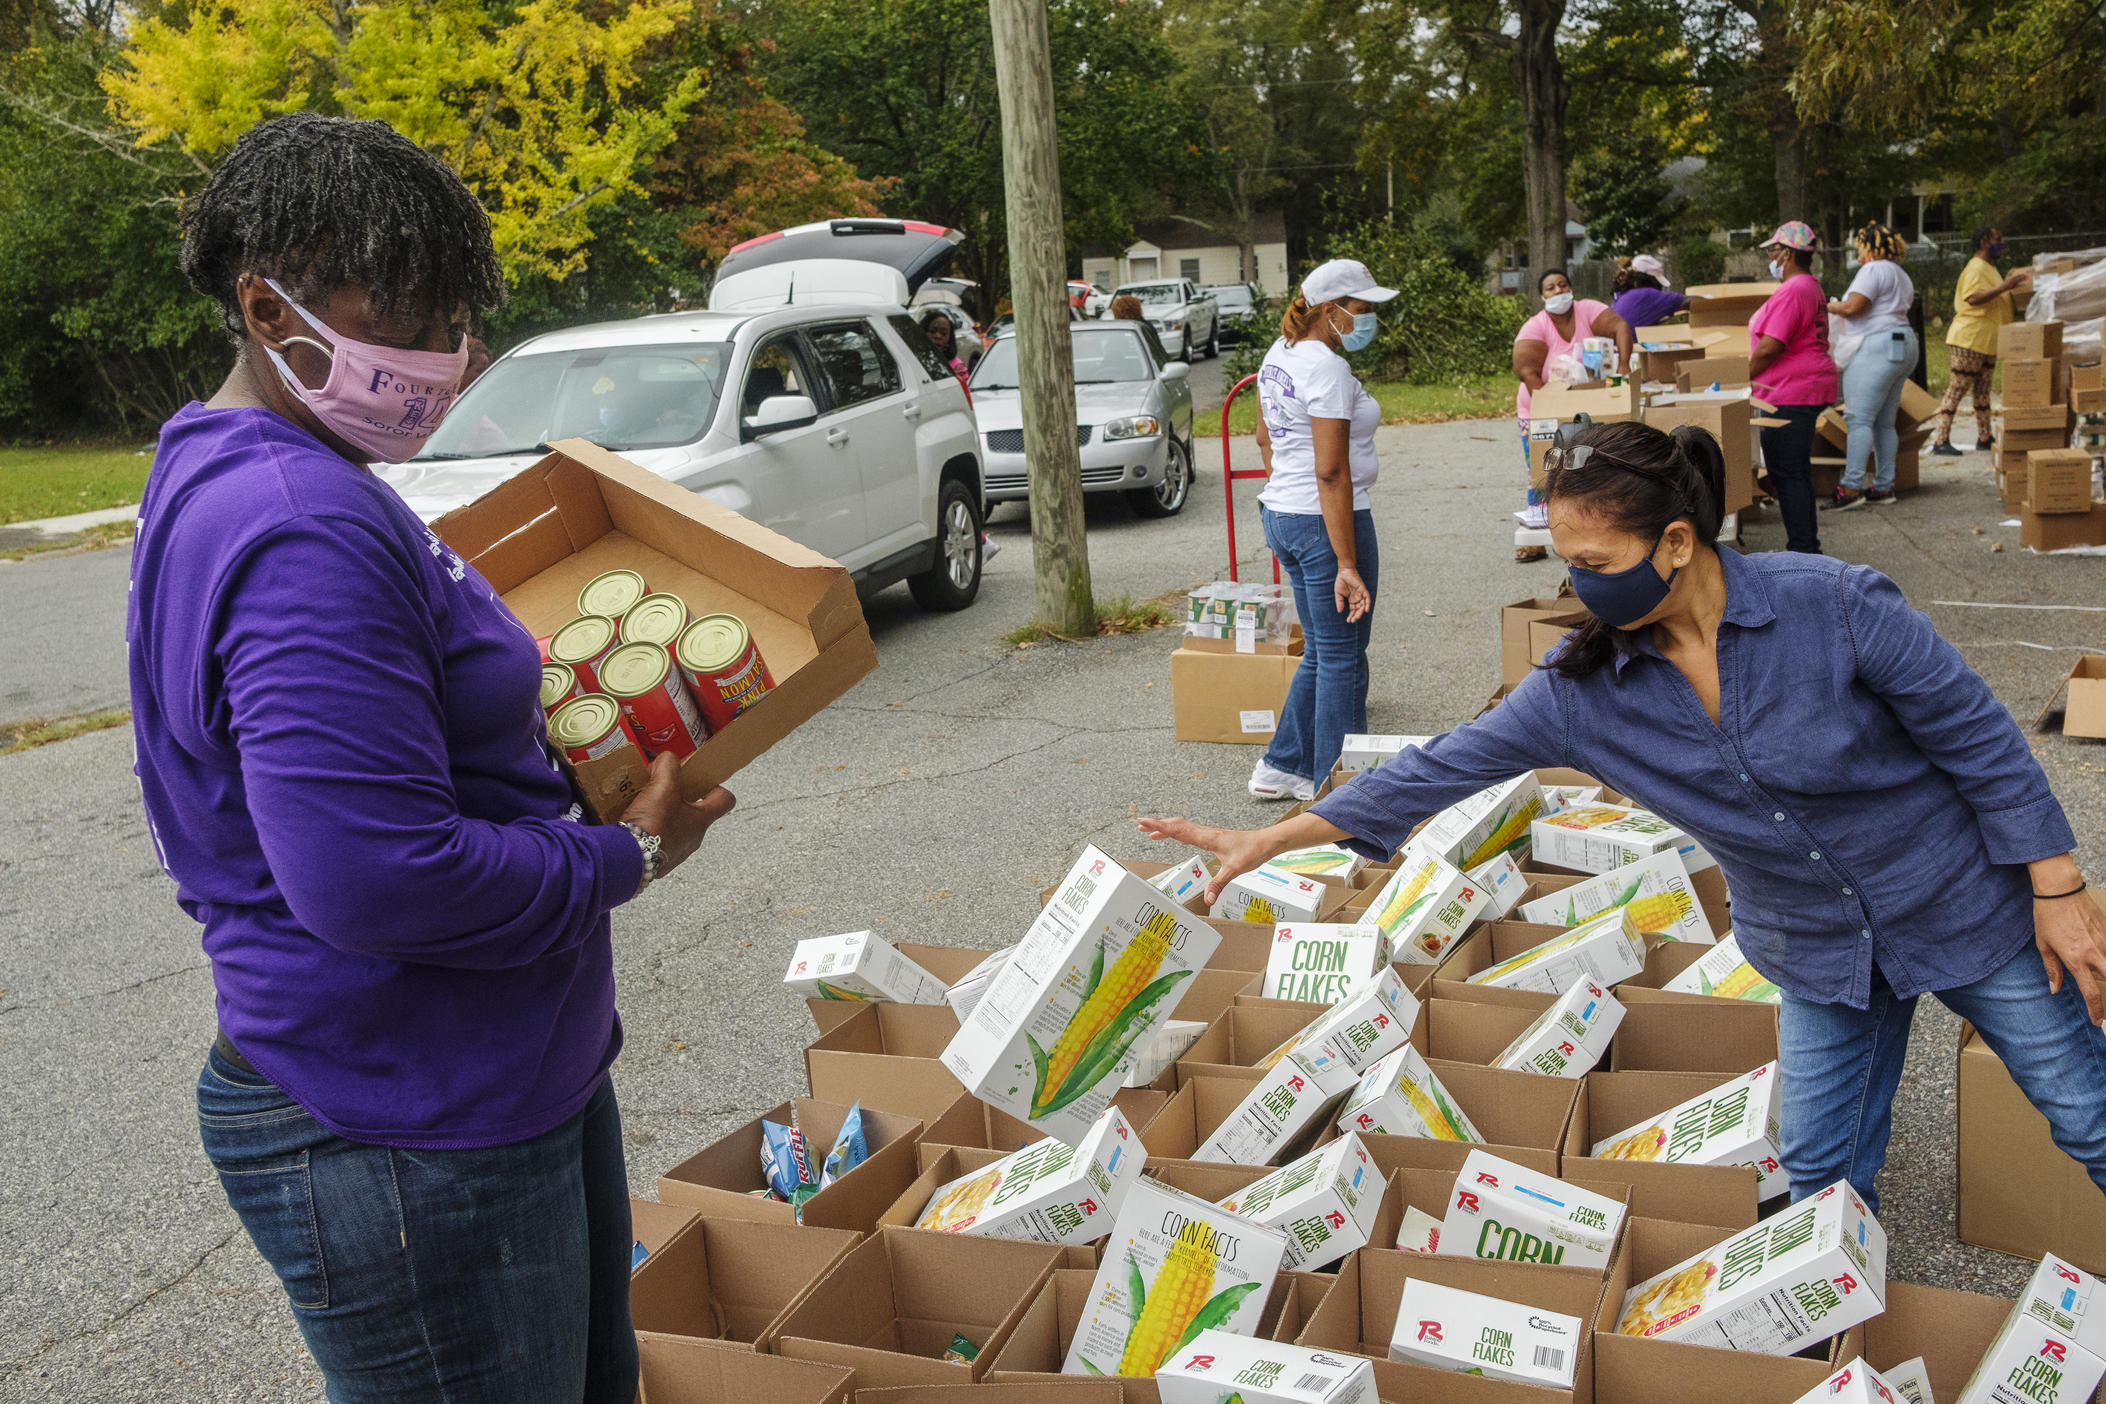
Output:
top-left (2, 708), bottom-right (131, 755)
top-left (1005, 590), bottom-right (1181, 647)
top-left (0, 519), bottom-right (137, 563)
top-left (1222, 375), bottom-right (1515, 435)
top-left (1, 443), bottom-right (153, 525)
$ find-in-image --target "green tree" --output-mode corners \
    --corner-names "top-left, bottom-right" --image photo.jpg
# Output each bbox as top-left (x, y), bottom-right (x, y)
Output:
top-left (1571, 131), bottom-right (1686, 254)
top-left (1320, 215), bottom-right (1527, 381)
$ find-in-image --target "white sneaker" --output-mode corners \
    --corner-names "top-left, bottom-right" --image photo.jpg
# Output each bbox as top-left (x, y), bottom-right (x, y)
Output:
top-left (1249, 760), bottom-right (1315, 802)
top-left (980, 532), bottom-right (1000, 562)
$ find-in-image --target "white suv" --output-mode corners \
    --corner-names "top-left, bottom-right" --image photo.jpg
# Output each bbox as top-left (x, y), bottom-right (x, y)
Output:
top-left (378, 220), bottom-right (986, 611)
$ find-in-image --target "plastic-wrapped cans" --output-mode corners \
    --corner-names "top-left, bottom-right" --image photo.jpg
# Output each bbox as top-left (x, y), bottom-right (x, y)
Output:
top-left (540, 662), bottom-right (582, 715)
top-left (547, 614), bottom-right (622, 692)
top-left (547, 694), bottom-right (638, 763)
top-left (676, 613), bottom-right (774, 732)
top-left (577, 569), bottom-right (649, 621)
top-left (601, 640), bottom-right (709, 759)
top-left (619, 592), bottom-right (690, 647)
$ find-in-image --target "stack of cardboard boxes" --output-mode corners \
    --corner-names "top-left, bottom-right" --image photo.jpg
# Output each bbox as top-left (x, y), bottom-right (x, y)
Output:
top-left (1993, 321), bottom-right (2106, 548)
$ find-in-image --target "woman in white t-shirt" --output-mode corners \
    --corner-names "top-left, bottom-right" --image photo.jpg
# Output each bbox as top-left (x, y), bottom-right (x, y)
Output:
top-left (1825, 221), bottom-right (1918, 509)
top-left (1247, 258), bottom-right (1398, 801)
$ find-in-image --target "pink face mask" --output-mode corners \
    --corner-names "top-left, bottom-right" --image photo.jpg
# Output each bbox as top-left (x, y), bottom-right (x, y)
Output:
top-left (262, 278), bottom-right (470, 463)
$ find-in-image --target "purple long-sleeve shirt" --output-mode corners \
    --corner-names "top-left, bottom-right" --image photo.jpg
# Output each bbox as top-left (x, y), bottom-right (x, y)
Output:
top-left (129, 404), bottom-right (643, 1148)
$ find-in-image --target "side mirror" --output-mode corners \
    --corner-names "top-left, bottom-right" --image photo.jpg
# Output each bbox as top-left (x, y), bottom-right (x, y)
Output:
top-left (1161, 361), bottom-right (1191, 382)
top-left (742, 394), bottom-right (818, 441)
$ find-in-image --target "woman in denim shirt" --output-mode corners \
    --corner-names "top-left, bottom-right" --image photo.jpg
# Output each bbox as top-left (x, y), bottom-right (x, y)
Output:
top-left (1144, 419), bottom-right (2106, 1213)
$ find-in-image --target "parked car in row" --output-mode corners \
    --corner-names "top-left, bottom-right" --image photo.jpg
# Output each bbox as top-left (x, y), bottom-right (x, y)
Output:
top-left (1069, 280), bottom-right (1111, 318)
top-left (1102, 278), bottom-right (1219, 362)
top-left (971, 320), bottom-right (1195, 519)
top-left (1202, 281), bottom-right (1264, 344)
top-left (378, 218), bottom-right (988, 612)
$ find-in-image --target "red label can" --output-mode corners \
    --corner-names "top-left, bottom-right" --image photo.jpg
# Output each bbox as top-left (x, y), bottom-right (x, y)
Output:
top-left (546, 694), bottom-right (639, 764)
top-left (546, 614), bottom-right (621, 692)
top-left (677, 614), bottom-right (774, 733)
top-left (577, 569), bottom-right (649, 622)
top-left (540, 662), bottom-right (583, 716)
top-left (600, 641), bottom-right (709, 759)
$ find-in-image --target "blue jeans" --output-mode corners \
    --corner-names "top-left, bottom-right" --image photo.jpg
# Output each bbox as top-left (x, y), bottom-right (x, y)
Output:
top-left (1760, 403), bottom-right (1826, 554)
top-left (198, 1045), bottom-right (637, 1403)
top-left (1841, 328), bottom-right (1919, 492)
top-left (1260, 506), bottom-right (1378, 782)
top-left (1778, 939), bottom-right (2106, 1214)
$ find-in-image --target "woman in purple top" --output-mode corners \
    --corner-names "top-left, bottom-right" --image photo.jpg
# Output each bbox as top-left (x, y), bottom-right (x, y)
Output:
top-left (128, 114), bottom-right (732, 1402)
top-left (1608, 254), bottom-right (1688, 332)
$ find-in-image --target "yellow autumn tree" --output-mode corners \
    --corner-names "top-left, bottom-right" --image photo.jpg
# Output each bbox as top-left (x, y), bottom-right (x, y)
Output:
top-left (101, 0), bottom-right (704, 283)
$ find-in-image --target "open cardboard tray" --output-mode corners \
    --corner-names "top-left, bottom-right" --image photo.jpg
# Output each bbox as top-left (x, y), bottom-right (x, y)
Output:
top-left (432, 438), bottom-right (878, 820)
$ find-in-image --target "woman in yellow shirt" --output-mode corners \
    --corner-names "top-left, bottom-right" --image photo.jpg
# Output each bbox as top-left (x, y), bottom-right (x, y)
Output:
top-left (1932, 226), bottom-right (2033, 455)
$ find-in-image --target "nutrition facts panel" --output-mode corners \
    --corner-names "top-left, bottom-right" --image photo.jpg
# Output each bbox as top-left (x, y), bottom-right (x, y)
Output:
top-left (1696, 1292), bottom-right (1813, 1354)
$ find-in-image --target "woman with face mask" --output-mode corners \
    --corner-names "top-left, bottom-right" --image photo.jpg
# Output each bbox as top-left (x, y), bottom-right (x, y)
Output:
top-left (1141, 416), bottom-right (2106, 1221)
top-left (1511, 270), bottom-right (1634, 562)
top-left (1747, 222), bottom-right (1839, 553)
top-left (1932, 226), bottom-right (2033, 456)
top-left (1245, 258), bottom-right (1398, 800)
top-left (1824, 222), bottom-right (1918, 509)
top-left (130, 113), bottom-right (733, 1402)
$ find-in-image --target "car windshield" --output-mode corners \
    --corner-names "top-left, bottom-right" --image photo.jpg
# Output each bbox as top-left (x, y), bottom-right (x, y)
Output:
top-left (969, 327), bottom-right (1154, 390)
top-left (1116, 283), bottom-right (1184, 306)
top-left (417, 342), bottom-right (733, 459)
top-left (1209, 287), bottom-right (1254, 310)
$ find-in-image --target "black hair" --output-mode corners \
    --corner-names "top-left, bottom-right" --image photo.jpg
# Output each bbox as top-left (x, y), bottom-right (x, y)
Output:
top-left (1538, 267), bottom-right (1570, 293)
top-left (1971, 224), bottom-right (1999, 255)
top-left (181, 112), bottom-right (505, 340)
top-left (1539, 419), bottom-right (1726, 680)
top-left (1781, 246), bottom-right (1815, 271)
top-left (1612, 264), bottom-right (1663, 295)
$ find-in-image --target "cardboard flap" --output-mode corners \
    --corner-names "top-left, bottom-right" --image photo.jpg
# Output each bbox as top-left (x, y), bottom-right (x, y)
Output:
top-left (635, 1332), bottom-right (855, 1404)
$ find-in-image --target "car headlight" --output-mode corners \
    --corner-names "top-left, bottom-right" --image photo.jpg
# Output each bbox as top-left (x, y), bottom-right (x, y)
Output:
top-left (1101, 415), bottom-right (1162, 441)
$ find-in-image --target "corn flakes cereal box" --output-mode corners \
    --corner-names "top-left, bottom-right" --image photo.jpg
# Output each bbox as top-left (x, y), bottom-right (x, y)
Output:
top-left (1519, 850), bottom-right (1717, 944)
top-left (1262, 923), bottom-right (1386, 1003)
top-left (1882, 1357), bottom-right (1933, 1404)
top-left (1124, 1019), bottom-right (1209, 1088)
top-left (1413, 774), bottom-right (1546, 871)
top-left (1365, 849), bottom-right (1490, 965)
top-left (1956, 1256), bottom-right (2106, 1404)
top-left (1490, 980), bottom-right (1623, 1078)
top-left (1591, 1062), bottom-right (1786, 1201)
top-left (785, 931), bottom-right (948, 1004)
top-left (1662, 933), bottom-right (1781, 1003)
top-left (1464, 907), bottom-right (1647, 994)
top-left (1155, 1329), bottom-right (1377, 1403)
top-left (1792, 1360), bottom-right (1906, 1404)
top-left (1530, 802), bottom-right (1715, 875)
top-left (1216, 1133), bottom-right (1380, 1271)
top-left (1193, 1045), bottom-right (1359, 1166)
top-left (944, 946), bottom-right (1012, 1022)
top-left (1212, 865), bottom-right (1329, 925)
top-left (1396, 1205), bottom-right (1443, 1253)
top-left (1267, 845), bottom-right (1367, 882)
top-left (1336, 1043), bottom-right (1482, 1143)
top-left (1339, 735), bottom-right (1432, 773)
top-left (1440, 1149), bottom-right (1626, 1270)
top-left (1256, 967), bottom-right (1419, 1075)
top-left (1152, 855), bottom-right (1214, 906)
top-left (915, 1106), bottom-right (1143, 1245)
top-left (1466, 851), bottom-right (1530, 920)
top-left (1389, 1278), bottom-right (1582, 1388)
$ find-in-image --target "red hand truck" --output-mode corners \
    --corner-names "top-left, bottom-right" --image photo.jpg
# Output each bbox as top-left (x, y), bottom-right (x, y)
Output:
top-left (1219, 373), bottom-right (1281, 584)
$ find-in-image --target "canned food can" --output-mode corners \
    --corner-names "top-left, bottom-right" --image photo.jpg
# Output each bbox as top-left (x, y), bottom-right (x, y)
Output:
top-left (577, 569), bottom-right (649, 621)
top-left (619, 592), bottom-right (690, 648)
top-left (677, 613), bottom-right (774, 732)
top-left (540, 662), bottom-right (583, 715)
top-left (546, 614), bottom-right (621, 692)
top-left (601, 640), bottom-right (709, 759)
top-left (536, 633), bottom-right (554, 662)
top-left (547, 694), bottom-right (638, 764)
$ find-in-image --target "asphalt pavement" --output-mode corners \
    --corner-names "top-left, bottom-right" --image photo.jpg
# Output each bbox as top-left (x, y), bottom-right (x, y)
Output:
top-left (2, 363), bottom-right (2102, 1399)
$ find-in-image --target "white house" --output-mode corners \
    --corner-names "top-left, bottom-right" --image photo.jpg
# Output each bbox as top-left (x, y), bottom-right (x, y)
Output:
top-left (1081, 211), bottom-right (1290, 294)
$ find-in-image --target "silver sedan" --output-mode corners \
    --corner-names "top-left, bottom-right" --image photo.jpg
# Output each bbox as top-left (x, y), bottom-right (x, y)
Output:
top-left (969, 322), bottom-right (1196, 519)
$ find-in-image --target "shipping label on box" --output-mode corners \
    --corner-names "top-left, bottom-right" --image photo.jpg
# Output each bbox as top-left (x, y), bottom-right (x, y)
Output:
top-left (1466, 851), bottom-right (1530, 920)
top-left (1212, 865), bottom-right (1329, 926)
top-left (1062, 1178), bottom-right (1288, 1376)
top-left (1615, 1180), bottom-right (1887, 1354)
top-left (1218, 1134), bottom-right (1381, 1271)
top-left (1389, 1277), bottom-right (1583, 1389)
top-left (1592, 1062), bottom-right (1786, 1199)
top-left (1532, 802), bottom-right (1715, 875)
top-left (1262, 924), bottom-right (1386, 1003)
top-left (943, 845), bottom-right (1221, 1145)
top-left (1194, 1046), bottom-right (1359, 1166)
top-left (1337, 1044), bottom-right (1483, 1143)
top-left (1520, 850), bottom-right (1717, 944)
top-left (1465, 907), bottom-right (1647, 994)
top-left (1366, 850), bottom-right (1491, 965)
top-left (1155, 1329), bottom-right (1378, 1404)
top-left (1258, 967), bottom-right (1420, 1074)
top-left (1150, 856), bottom-right (1214, 906)
top-left (1661, 933), bottom-right (1782, 1003)
top-left (1491, 980), bottom-right (1625, 1078)
top-left (1339, 734), bottom-right (1431, 772)
top-left (1413, 774), bottom-right (1546, 871)
top-left (786, 931), bottom-right (948, 1004)
top-left (915, 1107), bottom-right (1143, 1245)
top-left (1124, 1019), bottom-right (1209, 1088)
top-left (1267, 844), bottom-right (1368, 882)
top-left (1440, 1149), bottom-right (1627, 1271)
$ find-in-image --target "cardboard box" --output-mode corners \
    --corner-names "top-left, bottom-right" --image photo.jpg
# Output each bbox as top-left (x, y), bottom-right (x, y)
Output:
top-left (1640, 344), bottom-right (1712, 386)
top-left (859, 1386), bottom-right (1129, 1404)
top-left (1338, 734), bottom-right (1431, 773)
top-left (914, 1107), bottom-right (1145, 1244)
top-left (1213, 867), bottom-right (1332, 926)
top-left (1389, 1277), bottom-right (1584, 1388)
top-left (1685, 283), bottom-right (1778, 328)
top-left (631, 1197), bottom-right (702, 1269)
top-left (1337, 1043), bottom-right (1483, 1142)
top-left (2039, 656), bottom-right (2106, 739)
top-left (1518, 851), bottom-right (1716, 945)
top-left (1603, 1000), bottom-right (1778, 1077)
top-left (2000, 322), bottom-right (2064, 360)
top-left (1414, 775), bottom-right (1546, 873)
top-left (1170, 644), bottom-right (1302, 744)
top-left (946, 846), bottom-right (1220, 1146)
top-left (2075, 363), bottom-right (2106, 393)
top-left (657, 1097), bottom-right (923, 1232)
top-left (1502, 597), bottom-right (1587, 688)
top-left (769, 1225), bottom-right (1062, 1388)
top-left (1677, 357), bottom-right (1752, 392)
top-left (2005, 357), bottom-right (2066, 409)
top-left (806, 1003), bottom-right (968, 1123)
top-left (1465, 908), bottom-right (1647, 995)
top-left (1530, 804), bottom-right (1713, 876)
top-left (1179, 1004), bottom-right (1332, 1082)
top-left (1785, 1360), bottom-right (1902, 1404)
top-left (1364, 850), bottom-right (1492, 966)
top-left (1251, 967), bottom-right (1421, 1079)
top-left (1612, 1182), bottom-right (1885, 1353)
top-left (1954, 1257), bottom-right (2106, 1404)
top-left (1195, 1046), bottom-right (1360, 1165)
top-left (435, 440), bottom-right (878, 818)
top-left (629, 1213), bottom-right (861, 1345)
top-left (1440, 1148), bottom-right (1627, 1271)
top-left (1659, 934), bottom-right (1782, 1004)
top-left (1490, 981), bottom-right (1623, 1078)
top-left (1957, 1022), bottom-right (2106, 1271)
top-left (1857, 1279), bottom-right (2106, 1404)
top-left (1534, 378), bottom-right (1642, 423)
top-left (1645, 396), bottom-right (1756, 516)
top-left (1217, 1133), bottom-right (1383, 1271)
top-left (1562, 1071), bottom-right (1764, 1227)
top-left (984, 1268), bottom-right (1162, 1401)
top-left (2000, 404), bottom-right (2074, 433)
top-left (2028, 448), bottom-right (2096, 513)
top-left (1356, 1061), bottom-right (1581, 1177)
top-left (2021, 505), bottom-right (2106, 551)
top-left (1268, 846), bottom-right (1368, 883)
top-left (1589, 1063), bottom-right (1784, 1201)
top-left (1155, 1329), bottom-right (1376, 1403)
top-left (1258, 925), bottom-right (1385, 1003)
top-left (634, 1332), bottom-right (854, 1404)
top-left (1064, 1177), bottom-right (1289, 1376)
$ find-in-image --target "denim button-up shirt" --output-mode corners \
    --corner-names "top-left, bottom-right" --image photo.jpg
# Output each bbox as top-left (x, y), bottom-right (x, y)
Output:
top-left (1313, 548), bottom-right (2076, 1009)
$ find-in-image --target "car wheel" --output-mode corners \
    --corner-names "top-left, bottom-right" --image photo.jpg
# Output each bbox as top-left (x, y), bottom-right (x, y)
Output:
top-left (1127, 437), bottom-right (1191, 519)
top-left (909, 478), bottom-right (984, 611)
top-left (1179, 331), bottom-right (1194, 365)
top-left (1205, 327), bottom-right (1220, 359)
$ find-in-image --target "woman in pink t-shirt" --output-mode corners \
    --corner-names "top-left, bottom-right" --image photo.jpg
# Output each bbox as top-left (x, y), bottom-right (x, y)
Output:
top-left (1748, 221), bottom-right (1839, 555)
top-left (1510, 269), bottom-right (1633, 560)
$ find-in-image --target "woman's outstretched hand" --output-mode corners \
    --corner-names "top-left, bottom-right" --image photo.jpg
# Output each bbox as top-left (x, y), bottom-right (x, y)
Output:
top-left (1138, 816), bottom-right (1284, 908)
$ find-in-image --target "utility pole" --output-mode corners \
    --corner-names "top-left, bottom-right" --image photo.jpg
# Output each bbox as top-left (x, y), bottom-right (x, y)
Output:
top-left (988, 0), bottom-right (1094, 637)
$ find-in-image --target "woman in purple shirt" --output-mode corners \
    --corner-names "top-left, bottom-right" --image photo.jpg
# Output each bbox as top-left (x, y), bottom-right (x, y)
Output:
top-left (1608, 253), bottom-right (1688, 332)
top-left (128, 114), bottom-right (731, 1402)
top-left (1142, 419), bottom-right (2106, 1216)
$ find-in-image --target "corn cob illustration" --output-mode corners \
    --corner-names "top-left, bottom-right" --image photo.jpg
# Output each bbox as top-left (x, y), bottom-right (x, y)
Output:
top-left (1563, 876), bottom-right (1641, 926)
top-left (1470, 923), bottom-right (1596, 985)
top-left (1702, 963), bottom-right (1778, 1001)
top-left (1622, 887), bottom-right (1693, 934)
top-left (1240, 896), bottom-right (1278, 924)
top-left (1108, 1224), bottom-right (1263, 1375)
top-left (813, 979), bottom-right (872, 1001)
top-left (1268, 847), bottom-right (1353, 876)
top-left (1372, 860), bottom-right (1437, 934)
top-left (1400, 1070), bottom-right (1479, 1141)
top-left (1027, 911), bottom-right (1193, 1119)
top-left (1544, 806), bottom-right (1629, 831)
top-left (1459, 796), bottom-right (1544, 870)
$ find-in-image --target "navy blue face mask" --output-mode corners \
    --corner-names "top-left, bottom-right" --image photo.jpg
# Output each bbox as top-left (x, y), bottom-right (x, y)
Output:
top-left (1568, 535), bottom-right (1678, 628)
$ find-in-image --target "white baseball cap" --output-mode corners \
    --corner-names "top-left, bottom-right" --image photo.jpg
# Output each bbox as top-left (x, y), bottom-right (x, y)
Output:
top-left (1300, 258), bottom-right (1399, 306)
top-left (1629, 254), bottom-right (1666, 280)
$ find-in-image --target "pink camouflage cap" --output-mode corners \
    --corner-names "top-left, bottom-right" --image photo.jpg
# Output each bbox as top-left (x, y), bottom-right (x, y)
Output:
top-left (1764, 221), bottom-right (1817, 251)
